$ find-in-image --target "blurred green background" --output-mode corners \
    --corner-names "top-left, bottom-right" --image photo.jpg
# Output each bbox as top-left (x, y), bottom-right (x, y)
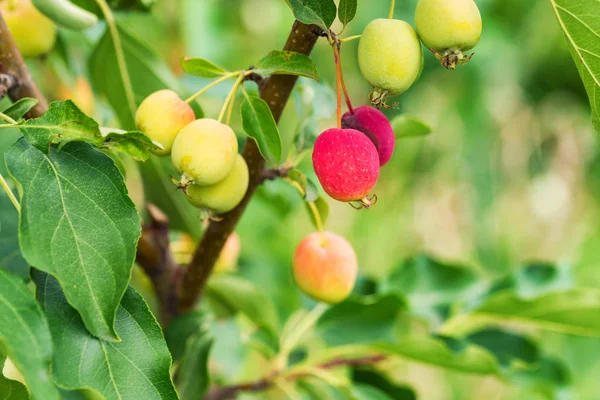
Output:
top-left (7, 0), bottom-right (600, 398)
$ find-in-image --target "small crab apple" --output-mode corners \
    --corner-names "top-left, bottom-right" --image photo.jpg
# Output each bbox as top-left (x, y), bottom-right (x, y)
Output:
top-left (214, 232), bottom-right (241, 273)
top-left (136, 90), bottom-right (195, 156)
top-left (415, 0), bottom-right (482, 70)
top-left (342, 106), bottom-right (395, 166)
top-left (1, 0), bottom-right (56, 58)
top-left (313, 128), bottom-right (380, 208)
top-left (171, 118), bottom-right (238, 186)
top-left (293, 231), bottom-right (358, 304)
top-left (186, 154), bottom-right (249, 214)
top-left (358, 19), bottom-right (422, 107)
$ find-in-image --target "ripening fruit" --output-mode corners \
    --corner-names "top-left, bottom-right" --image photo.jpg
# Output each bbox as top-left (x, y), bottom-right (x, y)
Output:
top-left (313, 128), bottom-right (380, 206)
top-left (293, 231), bottom-right (358, 304)
top-left (358, 19), bottom-right (422, 100)
top-left (214, 232), bottom-right (241, 273)
top-left (169, 231), bottom-right (196, 265)
top-left (186, 155), bottom-right (249, 213)
top-left (415, 0), bottom-right (482, 69)
top-left (57, 77), bottom-right (96, 116)
top-left (171, 118), bottom-right (238, 185)
top-left (342, 106), bottom-right (395, 166)
top-left (136, 90), bottom-right (195, 156)
top-left (1, 0), bottom-right (56, 57)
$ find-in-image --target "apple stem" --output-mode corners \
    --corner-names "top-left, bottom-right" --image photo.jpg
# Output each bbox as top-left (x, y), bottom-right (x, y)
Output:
top-left (0, 172), bottom-right (20, 213)
top-left (388, 0), bottom-right (395, 19)
top-left (336, 44), bottom-right (354, 115)
top-left (185, 72), bottom-right (237, 104)
top-left (217, 73), bottom-right (245, 123)
top-left (332, 40), bottom-right (343, 129)
top-left (307, 201), bottom-right (324, 232)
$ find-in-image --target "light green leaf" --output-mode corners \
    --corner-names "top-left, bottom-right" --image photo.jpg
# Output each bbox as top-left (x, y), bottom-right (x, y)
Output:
top-left (0, 269), bottom-right (59, 399)
top-left (1, 98), bottom-right (39, 122)
top-left (0, 191), bottom-right (28, 280)
top-left (390, 115), bottom-right (432, 139)
top-left (305, 196), bottom-right (329, 230)
top-left (550, 0), bottom-right (600, 132)
top-left (337, 0), bottom-right (357, 27)
top-left (181, 57), bottom-right (228, 78)
top-left (101, 129), bottom-right (160, 162)
top-left (241, 94), bottom-right (282, 167)
top-left (6, 139), bottom-right (140, 341)
top-left (352, 370), bottom-right (416, 400)
top-left (254, 51), bottom-right (319, 81)
top-left (0, 356), bottom-right (28, 400)
top-left (176, 332), bottom-right (213, 400)
top-left (441, 289), bottom-right (600, 337)
top-left (288, 0), bottom-right (337, 31)
top-left (352, 385), bottom-right (394, 400)
top-left (33, 271), bottom-right (178, 400)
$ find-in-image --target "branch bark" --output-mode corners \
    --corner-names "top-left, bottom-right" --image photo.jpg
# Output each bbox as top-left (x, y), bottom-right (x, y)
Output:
top-left (177, 21), bottom-right (322, 313)
top-left (0, 11), bottom-right (48, 118)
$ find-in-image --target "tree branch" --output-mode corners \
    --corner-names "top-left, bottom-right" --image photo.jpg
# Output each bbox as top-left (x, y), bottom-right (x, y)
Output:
top-left (203, 354), bottom-right (387, 400)
top-left (177, 21), bottom-right (322, 312)
top-left (0, 11), bottom-right (48, 118)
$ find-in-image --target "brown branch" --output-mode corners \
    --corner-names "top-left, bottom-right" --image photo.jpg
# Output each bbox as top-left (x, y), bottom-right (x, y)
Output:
top-left (203, 354), bottom-right (387, 400)
top-left (177, 21), bottom-right (323, 313)
top-left (0, 11), bottom-right (48, 118)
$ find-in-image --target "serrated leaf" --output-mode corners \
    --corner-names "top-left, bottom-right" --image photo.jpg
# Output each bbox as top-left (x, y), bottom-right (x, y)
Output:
top-left (288, 0), bottom-right (337, 31)
top-left (337, 0), bottom-right (357, 26)
top-left (176, 332), bottom-right (213, 400)
top-left (550, 0), bottom-right (600, 132)
top-left (18, 100), bottom-right (103, 152)
top-left (241, 94), bottom-right (282, 167)
top-left (6, 139), bottom-right (140, 341)
top-left (33, 271), bottom-right (178, 400)
top-left (441, 289), bottom-right (600, 337)
top-left (0, 191), bottom-right (28, 280)
top-left (0, 269), bottom-right (59, 399)
top-left (391, 115), bottom-right (432, 139)
top-left (254, 51), bottom-right (319, 80)
top-left (102, 129), bottom-right (160, 161)
top-left (181, 57), bottom-right (228, 78)
top-left (1, 98), bottom-right (39, 122)
top-left (305, 196), bottom-right (328, 230)
top-left (0, 356), bottom-right (28, 400)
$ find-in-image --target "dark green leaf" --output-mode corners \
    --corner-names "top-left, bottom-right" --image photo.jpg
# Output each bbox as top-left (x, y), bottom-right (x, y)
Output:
top-left (181, 57), bottom-right (228, 78)
top-left (33, 271), bottom-right (178, 399)
top-left (241, 94), bottom-right (282, 167)
top-left (102, 129), bottom-right (160, 161)
top-left (164, 310), bottom-right (209, 361)
top-left (254, 51), bottom-right (319, 80)
top-left (317, 294), bottom-right (407, 346)
top-left (390, 115), bottom-right (432, 139)
top-left (0, 269), bottom-right (59, 399)
top-left (288, 0), bottom-right (337, 31)
top-left (352, 369), bottom-right (416, 400)
top-left (0, 191), bottom-right (28, 279)
top-left (466, 329), bottom-right (539, 368)
top-left (18, 100), bottom-right (103, 152)
top-left (305, 196), bottom-right (329, 230)
top-left (71, 0), bottom-right (154, 16)
top-left (492, 262), bottom-right (575, 300)
top-left (337, 0), bottom-right (357, 26)
top-left (510, 356), bottom-right (571, 388)
top-left (6, 139), bottom-right (140, 341)
top-left (352, 384), bottom-right (394, 400)
top-left (0, 356), bottom-right (28, 400)
top-left (176, 332), bottom-right (213, 400)
top-left (1, 98), bottom-right (38, 122)
top-left (205, 274), bottom-right (279, 335)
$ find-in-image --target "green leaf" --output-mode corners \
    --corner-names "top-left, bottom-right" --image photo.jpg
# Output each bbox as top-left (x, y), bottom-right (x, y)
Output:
top-left (89, 23), bottom-right (202, 130)
top-left (176, 332), bottom-right (213, 400)
top-left (1, 98), bottom-right (38, 122)
top-left (164, 310), bottom-right (209, 361)
top-left (288, 0), bottom-right (337, 31)
top-left (33, 271), bottom-right (178, 399)
top-left (181, 57), bottom-right (228, 78)
top-left (352, 370), bottom-right (416, 400)
top-left (352, 384), bottom-right (394, 400)
top-left (305, 196), bottom-right (329, 230)
top-left (205, 274), bottom-right (279, 335)
top-left (254, 51), bottom-right (319, 81)
top-left (6, 139), bottom-right (140, 341)
top-left (0, 356), bottom-right (28, 400)
top-left (550, 0), bottom-right (600, 132)
top-left (0, 191), bottom-right (28, 280)
top-left (0, 269), bottom-right (59, 399)
top-left (317, 294), bottom-right (407, 346)
top-left (101, 129), bottom-right (160, 162)
top-left (337, 0), bottom-right (357, 27)
top-left (466, 329), bottom-right (540, 368)
top-left (441, 289), bottom-right (600, 337)
top-left (241, 94), bottom-right (282, 167)
top-left (491, 262), bottom-right (574, 300)
top-left (18, 100), bottom-right (103, 152)
top-left (390, 115), bottom-right (432, 139)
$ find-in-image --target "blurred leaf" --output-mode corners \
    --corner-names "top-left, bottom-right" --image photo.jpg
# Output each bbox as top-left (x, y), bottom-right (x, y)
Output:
top-left (510, 356), bottom-right (571, 388)
top-left (0, 356), bottom-right (28, 400)
top-left (241, 94), bottom-right (282, 167)
top-left (441, 289), bottom-right (600, 337)
top-left (0, 191), bottom-right (28, 280)
top-left (164, 310), bottom-right (209, 361)
top-left (550, 0), bottom-right (600, 132)
top-left (337, 0), bottom-right (357, 27)
top-left (101, 129), bottom-right (160, 161)
top-left (288, 0), bottom-right (337, 30)
top-left (205, 274), bottom-right (280, 335)
top-left (317, 294), bottom-right (407, 346)
top-left (286, 169), bottom-right (308, 195)
top-left (6, 139), bottom-right (140, 341)
top-left (34, 271), bottom-right (178, 399)
top-left (491, 262), bottom-right (575, 300)
top-left (466, 329), bottom-right (539, 368)
top-left (255, 51), bottom-right (319, 81)
top-left (1, 98), bottom-right (38, 122)
top-left (181, 57), bottom-right (228, 78)
top-left (352, 369), bottom-right (416, 400)
top-left (390, 115), bottom-right (432, 139)
top-left (176, 331), bottom-right (213, 400)
top-left (305, 196), bottom-right (329, 230)
top-left (380, 256), bottom-right (486, 310)
top-left (71, 0), bottom-right (154, 16)
top-left (0, 269), bottom-right (59, 399)
top-left (32, 0), bottom-right (97, 30)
